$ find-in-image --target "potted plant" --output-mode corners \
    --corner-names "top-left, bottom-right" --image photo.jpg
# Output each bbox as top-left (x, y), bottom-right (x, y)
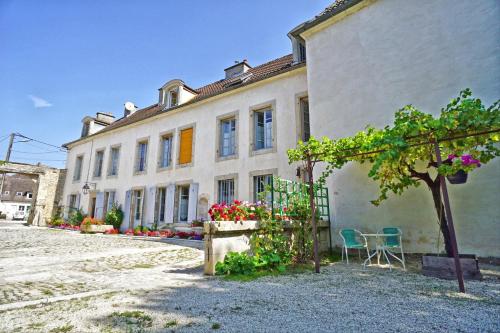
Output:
top-left (104, 204), bottom-right (124, 230)
top-left (80, 217), bottom-right (114, 233)
top-left (440, 154), bottom-right (481, 184)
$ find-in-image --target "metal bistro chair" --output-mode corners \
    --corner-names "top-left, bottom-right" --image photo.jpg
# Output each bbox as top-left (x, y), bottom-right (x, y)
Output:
top-left (339, 228), bottom-right (370, 264)
top-left (379, 227), bottom-right (406, 270)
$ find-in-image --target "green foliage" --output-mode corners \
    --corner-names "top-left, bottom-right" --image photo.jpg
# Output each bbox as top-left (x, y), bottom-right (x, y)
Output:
top-left (285, 195), bottom-right (315, 263)
top-left (288, 89), bottom-right (499, 205)
top-left (215, 252), bottom-right (256, 275)
top-left (104, 203), bottom-right (124, 229)
top-left (68, 209), bottom-right (85, 226)
top-left (50, 217), bottom-right (64, 226)
top-left (250, 217), bottom-right (291, 271)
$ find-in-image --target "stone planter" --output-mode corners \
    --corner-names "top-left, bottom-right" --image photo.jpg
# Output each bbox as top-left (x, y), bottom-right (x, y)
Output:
top-left (203, 220), bottom-right (259, 275)
top-left (203, 220), bottom-right (330, 275)
top-left (80, 224), bottom-right (114, 234)
top-left (422, 254), bottom-right (482, 280)
top-left (446, 170), bottom-right (468, 184)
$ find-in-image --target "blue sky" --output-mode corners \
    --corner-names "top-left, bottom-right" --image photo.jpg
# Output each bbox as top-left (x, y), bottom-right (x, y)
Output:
top-left (0, 0), bottom-right (331, 168)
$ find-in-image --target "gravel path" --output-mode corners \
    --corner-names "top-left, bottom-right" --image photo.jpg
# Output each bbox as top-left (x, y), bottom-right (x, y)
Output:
top-left (0, 220), bottom-right (499, 333)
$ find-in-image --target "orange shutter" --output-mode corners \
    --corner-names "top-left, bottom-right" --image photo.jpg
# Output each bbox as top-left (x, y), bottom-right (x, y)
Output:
top-left (179, 128), bottom-right (193, 164)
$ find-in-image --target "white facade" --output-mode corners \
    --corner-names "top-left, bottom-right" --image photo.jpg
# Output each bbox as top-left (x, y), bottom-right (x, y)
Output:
top-left (63, 68), bottom-right (308, 230)
top-left (62, 0), bottom-right (499, 256)
top-left (299, 0), bottom-right (500, 256)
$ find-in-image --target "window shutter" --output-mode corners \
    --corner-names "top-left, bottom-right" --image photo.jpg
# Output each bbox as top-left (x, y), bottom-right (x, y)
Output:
top-left (165, 184), bottom-right (175, 224)
top-left (179, 128), bottom-right (193, 164)
top-left (122, 190), bottom-right (132, 232)
top-left (95, 192), bottom-right (105, 220)
top-left (145, 186), bottom-right (156, 228)
top-left (76, 193), bottom-right (81, 210)
top-left (187, 183), bottom-right (199, 223)
top-left (153, 188), bottom-right (160, 224)
top-left (64, 195), bottom-right (71, 219)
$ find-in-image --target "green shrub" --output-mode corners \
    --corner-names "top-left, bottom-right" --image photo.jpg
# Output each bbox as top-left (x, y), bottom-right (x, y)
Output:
top-left (215, 252), bottom-right (256, 275)
top-left (68, 209), bottom-right (85, 226)
top-left (250, 218), bottom-right (291, 271)
top-left (105, 203), bottom-right (124, 229)
top-left (50, 217), bottom-right (64, 226)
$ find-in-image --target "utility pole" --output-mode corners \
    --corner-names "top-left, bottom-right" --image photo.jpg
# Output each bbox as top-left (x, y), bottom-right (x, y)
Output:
top-left (0, 133), bottom-right (15, 211)
top-left (5, 133), bottom-right (15, 162)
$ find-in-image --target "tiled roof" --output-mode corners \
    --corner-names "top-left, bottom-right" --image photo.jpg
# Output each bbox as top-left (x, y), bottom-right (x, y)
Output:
top-left (289, 0), bottom-right (363, 38)
top-left (64, 54), bottom-right (301, 147)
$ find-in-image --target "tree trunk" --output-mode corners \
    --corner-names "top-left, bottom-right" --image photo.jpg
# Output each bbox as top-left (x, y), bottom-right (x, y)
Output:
top-left (429, 181), bottom-right (453, 257)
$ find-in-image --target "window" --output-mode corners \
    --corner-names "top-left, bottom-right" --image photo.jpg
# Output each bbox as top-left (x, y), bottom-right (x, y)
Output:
top-left (3, 191), bottom-right (9, 195)
top-left (157, 187), bottom-right (166, 223)
top-left (298, 41), bottom-right (306, 62)
top-left (135, 140), bottom-right (148, 173)
top-left (217, 179), bottom-right (235, 204)
top-left (178, 186), bottom-right (189, 222)
top-left (81, 122), bottom-right (90, 137)
top-left (159, 135), bottom-right (173, 168)
top-left (15, 192), bottom-right (22, 196)
top-left (27, 192), bottom-right (33, 199)
top-left (134, 190), bottom-right (143, 221)
top-left (18, 206), bottom-right (25, 211)
top-left (220, 118), bottom-right (236, 157)
top-left (168, 89), bottom-right (178, 107)
top-left (300, 97), bottom-right (310, 142)
top-left (103, 190), bottom-right (115, 217)
top-left (253, 174), bottom-right (273, 203)
top-left (254, 109), bottom-right (273, 150)
top-left (73, 155), bottom-right (83, 181)
top-left (108, 146), bottom-right (120, 176)
top-left (179, 127), bottom-right (193, 165)
top-left (69, 194), bottom-right (77, 210)
top-left (93, 150), bottom-right (104, 178)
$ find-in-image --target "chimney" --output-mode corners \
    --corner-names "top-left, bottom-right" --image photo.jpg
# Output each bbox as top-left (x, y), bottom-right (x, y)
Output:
top-left (95, 112), bottom-right (115, 124)
top-left (224, 59), bottom-right (251, 79)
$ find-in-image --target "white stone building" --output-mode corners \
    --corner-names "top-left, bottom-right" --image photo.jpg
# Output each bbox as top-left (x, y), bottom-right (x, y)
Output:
top-left (63, 55), bottom-right (308, 231)
top-left (62, 0), bottom-right (499, 256)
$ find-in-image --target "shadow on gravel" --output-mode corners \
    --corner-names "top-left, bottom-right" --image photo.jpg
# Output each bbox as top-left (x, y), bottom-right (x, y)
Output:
top-left (89, 263), bottom-right (500, 332)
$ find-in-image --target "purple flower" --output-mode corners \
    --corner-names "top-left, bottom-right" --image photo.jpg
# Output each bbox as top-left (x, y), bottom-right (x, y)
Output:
top-left (448, 154), bottom-right (457, 160)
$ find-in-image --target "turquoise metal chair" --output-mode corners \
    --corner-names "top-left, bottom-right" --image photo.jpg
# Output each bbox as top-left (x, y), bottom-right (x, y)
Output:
top-left (379, 227), bottom-right (406, 270)
top-left (339, 228), bottom-right (370, 264)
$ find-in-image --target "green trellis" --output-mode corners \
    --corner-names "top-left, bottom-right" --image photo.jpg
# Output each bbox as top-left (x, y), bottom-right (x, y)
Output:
top-left (269, 176), bottom-right (330, 221)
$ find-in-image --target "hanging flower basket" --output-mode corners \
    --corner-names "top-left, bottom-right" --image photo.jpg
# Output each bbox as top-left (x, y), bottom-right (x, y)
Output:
top-left (446, 170), bottom-right (468, 184)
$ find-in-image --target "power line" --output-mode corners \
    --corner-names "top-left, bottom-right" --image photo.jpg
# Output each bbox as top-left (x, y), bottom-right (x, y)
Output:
top-left (12, 149), bottom-right (66, 155)
top-left (15, 133), bottom-right (66, 151)
top-left (12, 157), bottom-right (66, 162)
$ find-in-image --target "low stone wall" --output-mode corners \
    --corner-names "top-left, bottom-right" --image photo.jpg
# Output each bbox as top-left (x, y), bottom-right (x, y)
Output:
top-left (203, 220), bottom-right (330, 275)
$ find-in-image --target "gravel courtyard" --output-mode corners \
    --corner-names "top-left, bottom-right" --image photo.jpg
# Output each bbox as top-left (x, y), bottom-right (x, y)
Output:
top-left (0, 221), bottom-right (499, 333)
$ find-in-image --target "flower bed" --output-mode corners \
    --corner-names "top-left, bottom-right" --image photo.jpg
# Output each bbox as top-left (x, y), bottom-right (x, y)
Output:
top-left (48, 223), bottom-right (80, 231)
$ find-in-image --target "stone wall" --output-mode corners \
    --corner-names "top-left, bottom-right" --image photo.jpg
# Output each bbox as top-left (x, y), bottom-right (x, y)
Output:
top-left (0, 162), bottom-right (66, 226)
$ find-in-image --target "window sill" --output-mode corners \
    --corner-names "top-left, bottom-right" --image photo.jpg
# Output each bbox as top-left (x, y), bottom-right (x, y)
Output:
top-left (133, 171), bottom-right (147, 176)
top-left (157, 165), bottom-right (173, 173)
top-left (250, 147), bottom-right (276, 157)
top-left (106, 174), bottom-right (119, 179)
top-left (177, 162), bottom-right (193, 169)
top-left (216, 154), bottom-right (238, 163)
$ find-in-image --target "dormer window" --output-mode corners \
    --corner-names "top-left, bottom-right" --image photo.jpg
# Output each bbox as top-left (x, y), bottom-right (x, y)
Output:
top-left (161, 87), bottom-right (179, 108)
top-left (159, 79), bottom-right (198, 108)
top-left (81, 121), bottom-right (90, 137)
